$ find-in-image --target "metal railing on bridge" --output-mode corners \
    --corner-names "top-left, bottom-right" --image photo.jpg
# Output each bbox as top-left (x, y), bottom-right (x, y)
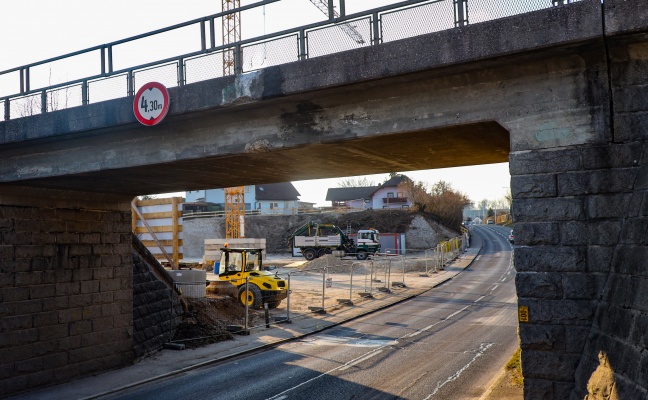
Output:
top-left (0, 0), bottom-right (581, 122)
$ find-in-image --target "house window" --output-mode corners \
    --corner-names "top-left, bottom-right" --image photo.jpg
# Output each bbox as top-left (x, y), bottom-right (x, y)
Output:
top-left (397, 192), bottom-right (405, 198)
top-left (270, 202), bottom-right (278, 209)
top-left (387, 192), bottom-right (394, 198)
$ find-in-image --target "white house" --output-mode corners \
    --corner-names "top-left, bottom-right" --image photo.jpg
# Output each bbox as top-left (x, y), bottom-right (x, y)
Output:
top-left (325, 175), bottom-right (412, 210)
top-left (185, 182), bottom-right (301, 215)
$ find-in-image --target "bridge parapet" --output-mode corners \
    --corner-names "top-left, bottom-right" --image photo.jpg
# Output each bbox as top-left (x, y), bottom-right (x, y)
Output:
top-left (0, 0), bottom-right (584, 122)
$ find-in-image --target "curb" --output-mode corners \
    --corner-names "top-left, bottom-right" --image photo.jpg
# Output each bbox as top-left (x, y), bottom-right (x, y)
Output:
top-left (81, 245), bottom-right (485, 400)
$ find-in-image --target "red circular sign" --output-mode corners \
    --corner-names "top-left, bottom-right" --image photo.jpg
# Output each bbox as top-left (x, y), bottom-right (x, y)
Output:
top-left (133, 82), bottom-right (170, 126)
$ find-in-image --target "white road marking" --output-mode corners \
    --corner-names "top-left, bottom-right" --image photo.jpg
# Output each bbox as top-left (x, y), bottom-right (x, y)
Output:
top-left (423, 343), bottom-right (494, 399)
top-left (475, 295), bottom-right (485, 303)
top-left (338, 350), bottom-right (383, 371)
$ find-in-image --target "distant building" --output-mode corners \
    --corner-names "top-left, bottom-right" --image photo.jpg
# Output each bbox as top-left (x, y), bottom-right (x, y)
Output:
top-left (325, 175), bottom-right (412, 210)
top-left (185, 182), bottom-right (301, 215)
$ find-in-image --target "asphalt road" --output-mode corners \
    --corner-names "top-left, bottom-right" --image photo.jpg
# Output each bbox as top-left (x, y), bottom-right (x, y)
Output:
top-left (106, 225), bottom-right (517, 400)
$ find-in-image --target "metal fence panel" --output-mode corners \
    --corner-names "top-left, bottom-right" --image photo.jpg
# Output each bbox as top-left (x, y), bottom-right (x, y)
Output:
top-left (467, 0), bottom-right (578, 24)
top-left (242, 34), bottom-right (300, 72)
top-left (9, 93), bottom-right (41, 119)
top-left (133, 62), bottom-right (179, 92)
top-left (184, 51), bottom-right (227, 84)
top-left (381, 0), bottom-right (454, 43)
top-left (88, 73), bottom-right (128, 104)
top-left (306, 17), bottom-right (371, 58)
top-left (46, 83), bottom-right (83, 112)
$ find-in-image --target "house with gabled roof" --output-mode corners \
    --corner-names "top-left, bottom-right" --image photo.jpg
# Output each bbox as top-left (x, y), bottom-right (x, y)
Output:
top-left (185, 182), bottom-right (301, 215)
top-left (325, 175), bottom-right (412, 210)
top-left (255, 182), bottom-right (301, 214)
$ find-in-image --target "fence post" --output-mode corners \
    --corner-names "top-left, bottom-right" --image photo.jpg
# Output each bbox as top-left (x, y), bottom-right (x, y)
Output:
top-left (349, 263), bottom-right (354, 302)
top-left (286, 273), bottom-right (292, 322)
top-left (40, 90), bottom-right (47, 114)
top-left (234, 44), bottom-right (243, 75)
top-left (299, 29), bottom-right (307, 61)
top-left (244, 276), bottom-right (250, 334)
top-left (322, 268), bottom-right (327, 310)
top-left (386, 258), bottom-right (392, 292)
top-left (371, 12), bottom-right (381, 46)
top-left (454, 0), bottom-right (468, 27)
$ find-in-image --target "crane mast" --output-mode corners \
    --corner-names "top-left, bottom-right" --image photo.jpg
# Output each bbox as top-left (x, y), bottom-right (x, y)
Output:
top-left (306, 0), bottom-right (365, 44)
top-left (222, 0), bottom-right (245, 239)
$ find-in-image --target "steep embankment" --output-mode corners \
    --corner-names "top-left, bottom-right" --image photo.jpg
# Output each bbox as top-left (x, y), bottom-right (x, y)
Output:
top-left (183, 210), bottom-right (459, 259)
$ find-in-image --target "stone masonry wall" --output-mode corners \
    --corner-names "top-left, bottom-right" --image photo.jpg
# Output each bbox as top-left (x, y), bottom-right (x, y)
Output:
top-left (132, 238), bottom-right (182, 358)
top-left (511, 38), bottom-right (648, 399)
top-left (569, 40), bottom-right (648, 399)
top-left (0, 204), bottom-right (134, 397)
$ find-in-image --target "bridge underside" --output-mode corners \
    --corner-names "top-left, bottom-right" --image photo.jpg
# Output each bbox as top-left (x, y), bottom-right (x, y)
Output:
top-left (3, 122), bottom-right (509, 196)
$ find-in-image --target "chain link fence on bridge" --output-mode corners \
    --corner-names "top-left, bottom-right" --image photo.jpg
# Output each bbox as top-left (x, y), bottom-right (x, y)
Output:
top-left (1, 0), bottom-right (582, 121)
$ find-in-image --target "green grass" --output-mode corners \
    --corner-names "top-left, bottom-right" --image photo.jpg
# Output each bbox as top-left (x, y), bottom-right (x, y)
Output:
top-left (505, 348), bottom-right (524, 387)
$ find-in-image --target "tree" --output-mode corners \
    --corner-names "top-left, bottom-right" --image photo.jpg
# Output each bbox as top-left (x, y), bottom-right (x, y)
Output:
top-left (398, 179), bottom-right (430, 212)
top-left (399, 179), bottom-right (471, 228)
top-left (503, 188), bottom-right (512, 210)
top-left (487, 207), bottom-right (495, 217)
top-left (337, 176), bottom-right (376, 187)
top-left (427, 181), bottom-right (471, 228)
top-left (382, 172), bottom-right (400, 184)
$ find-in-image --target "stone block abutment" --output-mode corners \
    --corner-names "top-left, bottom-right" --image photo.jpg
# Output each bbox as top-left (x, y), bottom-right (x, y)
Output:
top-left (0, 188), bottom-right (134, 396)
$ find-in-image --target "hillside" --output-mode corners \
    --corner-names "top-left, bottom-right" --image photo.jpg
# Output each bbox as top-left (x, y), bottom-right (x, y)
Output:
top-left (183, 210), bottom-right (460, 259)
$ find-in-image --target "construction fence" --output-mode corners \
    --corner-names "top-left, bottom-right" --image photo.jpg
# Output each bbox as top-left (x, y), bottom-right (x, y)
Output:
top-left (201, 232), bottom-right (470, 333)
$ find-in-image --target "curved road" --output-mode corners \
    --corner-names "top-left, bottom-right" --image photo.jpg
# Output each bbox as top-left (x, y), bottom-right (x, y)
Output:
top-left (107, 226), bottom-right (517, 400)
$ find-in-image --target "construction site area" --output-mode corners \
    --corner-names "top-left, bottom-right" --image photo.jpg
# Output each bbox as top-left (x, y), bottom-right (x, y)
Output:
top-left (131, 196), bottom-right (470, 349)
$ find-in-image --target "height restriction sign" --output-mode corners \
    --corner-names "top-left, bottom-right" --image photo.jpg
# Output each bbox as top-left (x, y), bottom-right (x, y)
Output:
top-left (133, 82), bottom-right (170, 126)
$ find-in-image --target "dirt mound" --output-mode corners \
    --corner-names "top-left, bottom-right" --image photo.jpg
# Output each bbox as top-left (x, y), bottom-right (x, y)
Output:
top-left (245, 210), bottom-right (458, 253)
top-left (183, 209), bottom-right (460, 259)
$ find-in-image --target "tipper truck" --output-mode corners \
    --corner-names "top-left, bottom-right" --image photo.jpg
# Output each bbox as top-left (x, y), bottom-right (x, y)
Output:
top-left (289, 221), bottom-right (380, 261)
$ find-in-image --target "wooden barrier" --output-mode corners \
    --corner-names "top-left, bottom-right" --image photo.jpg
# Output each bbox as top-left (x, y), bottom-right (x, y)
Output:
top-left (132, 197), bottom-right (183, 268)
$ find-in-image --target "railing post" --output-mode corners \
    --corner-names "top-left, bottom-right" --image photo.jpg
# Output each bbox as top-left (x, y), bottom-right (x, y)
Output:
top-left (107, 46), bottom-right (113, 73)
top-left (127, 70), bottom-right (134, 97)
top-left (24, 68), bottom-right (30, 92)
top-left (178, 58), bottom-right (185, 87)
top-left (299, 29), bottom-right (307, 61)
top-left (200, 20), bottom-right (206, 51)
top-left (82, 80), bottom-right (88, 105)
top-left (40, 90), bottom-right (47, 114)
top-left (210, 18), bottom-right (216, 49)
top-left (371, 12), bottom-right (381, 46)
top-left (4, 100), bottom-right (9, 121)
top-left (234, 44), bottom-right (243, 74)
top-left (339, 0), bottom-right (345, 17)
top-left (454, 0), bottom-right (468, 27)
top-left (101, 47), bottom-right (106, 75)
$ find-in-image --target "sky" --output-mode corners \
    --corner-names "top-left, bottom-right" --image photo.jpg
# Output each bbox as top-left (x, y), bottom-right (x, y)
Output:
top-left (1, 0), bottom-right (510, 207)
